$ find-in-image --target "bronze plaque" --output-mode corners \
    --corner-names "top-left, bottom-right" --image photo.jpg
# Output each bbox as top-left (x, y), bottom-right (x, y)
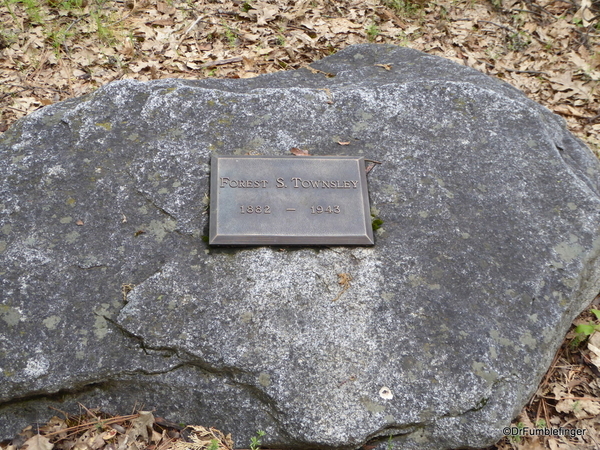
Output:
top-left (209, 156), bottom-right (374, 245)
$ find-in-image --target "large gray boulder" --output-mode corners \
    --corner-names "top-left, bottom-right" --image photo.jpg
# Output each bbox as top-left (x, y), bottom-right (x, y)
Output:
top-left (1, 44), bottom-right (599, 449)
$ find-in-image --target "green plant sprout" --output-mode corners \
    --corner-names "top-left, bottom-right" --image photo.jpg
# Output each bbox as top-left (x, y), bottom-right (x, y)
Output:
top-left (3, 0), bottom-right (17, 23)
top-left (92, 10), bottom-right (115, 44)
top-left (206, 439), bottom-right (219, 450)
top-left (372, 216), bottom-right (384, 231)
top-left (509, 422), bottom-right (525, 443)
top-left (575, 309), bottom-right (600, 336)
top-left (47, 25), bottom-right (71, 54)
top-left (249, 430), bottom-right (266, 450)
top-left (57, 0), bottom-right (83, 10)
top-left (535, 418), bottom-right (547, 428)
top-left (20, 0), bottom-right (44, 24)
top-left (366, 22), bottom-right (380, 41)
top-left (0, 22), bottom-right (17, 49)
top-left (382, 0), bottom-right (424, 17)
top-left (507, 31), bottom-right (530, 51)
top-left (222, 22), bottom-right (237, 46)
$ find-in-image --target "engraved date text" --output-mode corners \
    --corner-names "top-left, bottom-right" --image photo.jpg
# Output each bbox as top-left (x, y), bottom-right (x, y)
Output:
top-left (240, 205), bottom-right (271, 214)
top-left (311, 205), bottom-right (341, 214)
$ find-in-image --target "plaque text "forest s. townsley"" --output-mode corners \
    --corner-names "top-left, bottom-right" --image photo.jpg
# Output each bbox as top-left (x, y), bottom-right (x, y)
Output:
top-left (209, 155), bottom-right (374, 246)
top-left (219, 177), bottom-right (359, 189)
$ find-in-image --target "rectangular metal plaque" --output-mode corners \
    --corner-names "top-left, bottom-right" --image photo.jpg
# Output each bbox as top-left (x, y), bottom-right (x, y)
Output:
top-left (209, 156), bottom-right (374, 245)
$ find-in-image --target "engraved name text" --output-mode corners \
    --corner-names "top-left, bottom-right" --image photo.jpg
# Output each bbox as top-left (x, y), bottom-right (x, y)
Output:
top-left (219, 177), bottom-right (358, 189)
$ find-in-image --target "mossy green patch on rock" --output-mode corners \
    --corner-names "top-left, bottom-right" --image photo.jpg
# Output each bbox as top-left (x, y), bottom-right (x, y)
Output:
top-left (554, 240), bottom-right (584, 263)
top-left (0, 305), bottom-right (21, 327)
top-left (95, 122), bottom-right (112, 130)
top-left (472, 361), bottom-right (499, 384)
top-left (42, 315), bottom-right (61, 330)
top-left (145, 218), bottom-right (177, 242)
top-left (361, 397), bottom-right (386, 413)
top-left (258, 372), bottom-right (271, 387)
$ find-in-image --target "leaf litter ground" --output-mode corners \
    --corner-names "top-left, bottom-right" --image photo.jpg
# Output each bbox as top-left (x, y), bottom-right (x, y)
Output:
top-left (1, 0), bottom-right (600, 449)
top-left (1, 407), bottom-right (234, 450)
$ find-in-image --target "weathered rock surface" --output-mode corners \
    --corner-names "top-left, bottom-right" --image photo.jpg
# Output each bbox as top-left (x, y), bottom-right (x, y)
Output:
top-left (1, 44), bottom-right (600, 449)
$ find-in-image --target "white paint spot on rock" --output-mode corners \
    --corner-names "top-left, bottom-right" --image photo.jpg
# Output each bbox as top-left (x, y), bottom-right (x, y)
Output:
top-left (379, 386), bottom-right (393, 400)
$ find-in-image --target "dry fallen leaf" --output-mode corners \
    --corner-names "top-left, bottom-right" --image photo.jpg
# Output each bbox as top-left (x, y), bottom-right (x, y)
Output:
top-left (149, 19), bottom-right (175, 27)
top-left (588, 331), bottom-right (600, 370)
top-left (39, 417), bottom-right (68, 437)
top-left (23, 435), bottom-right (53, 450)
top-left (317, 87), bottom-right (334, 103)
top-left (556, 398), bottom-right (600, 419)
top-left (290, 147), bottom-right (310, 156)
top-left (241, 1), bottom-right (280, 26)
top-left (126, 411), bottom-right (154, 441)
top-left (552, 104), bottom-right (588, 118)
top-left (573, 0), bottom-right (594, 27)
top-left (333, 273), bottom-right (352, 301)
top-left (519, 442), bottom-right (546, 450)
top-left (172, 426), bottom-right (233, 450)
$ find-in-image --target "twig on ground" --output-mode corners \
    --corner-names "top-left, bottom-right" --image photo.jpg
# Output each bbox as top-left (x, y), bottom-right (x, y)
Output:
top-left (525, 1), bottom-right (561, 20)
top-left (43, 414), bottom-right (140, 439)
top-left (586, 113), bottom-right (600, 123)
top-left (511, 8), bottom-right (543, 17)
top-left (504, 69), bottom-right (549, 76)
top-left (110, 10), bottom-right (136, 26)
top-left (65, 16), bottom-right (84, 34)
top-left (59, 16), bottom-right (86, 56)
top-left (184, 16), bottom-right (204, 35)
top-left (478, 20), bottom-right (546, 45)
top-left (0, 88), bottom-right (30, 101)
top-left (365, 159), bottom-right (382, 174)
top-left (478, 20), bottom-right (513, 33)
top-left (177, 16), bottom-right (208, 50)
top-left (542, 395), bottom-right (600, 401)
top-left (200, 57), bottom-right (243, 68)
